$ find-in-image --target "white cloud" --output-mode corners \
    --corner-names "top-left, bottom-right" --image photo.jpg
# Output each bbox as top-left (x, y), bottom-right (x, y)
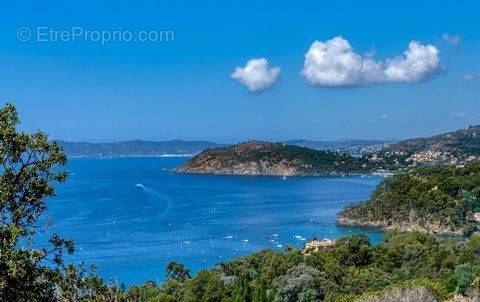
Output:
top-left (301, 36), bottom-right (443, 87)
top-left (301, 37), bottom-right (383, 87)
top-left (384, 41), bottom-right (441, 83)
top-left (462, 73), bottom-right (476, 82)
top-left (230, 58), bottom-right (281, 92)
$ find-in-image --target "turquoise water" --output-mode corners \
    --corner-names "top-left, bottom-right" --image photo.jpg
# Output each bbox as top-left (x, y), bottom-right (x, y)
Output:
top-left (41, 157), bottom-right (384, 285)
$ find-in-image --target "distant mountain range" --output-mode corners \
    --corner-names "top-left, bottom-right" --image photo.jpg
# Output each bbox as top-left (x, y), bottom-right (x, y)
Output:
top-left (58, 139), bottom-right (393, 157)
top-left (58, 125), bottom-right (480, 165)
top-left (177, 125), bottom-right (480, 176)
top-left (57, 140), bottom-right (224, 157)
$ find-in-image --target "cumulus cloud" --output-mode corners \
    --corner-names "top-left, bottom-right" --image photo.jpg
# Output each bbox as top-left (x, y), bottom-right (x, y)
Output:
top-left (301, 37), bottom-right (383, 87)
top-left (230, 58), bottom-right (281, 92)
top-left (384, 41), bottom-right (441, 83)
top-left (462, 73), bottom-right (476, 82)
top-left (301, 36), bottom-right (443, 87)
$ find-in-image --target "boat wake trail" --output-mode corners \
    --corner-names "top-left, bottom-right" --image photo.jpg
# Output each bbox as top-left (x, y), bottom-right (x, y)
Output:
top-left (135, 183), bottom-right (171, 212)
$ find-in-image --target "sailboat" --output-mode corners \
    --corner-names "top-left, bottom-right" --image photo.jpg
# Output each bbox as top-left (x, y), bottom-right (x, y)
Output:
top-left (282, 173), bottom-right (287, 180)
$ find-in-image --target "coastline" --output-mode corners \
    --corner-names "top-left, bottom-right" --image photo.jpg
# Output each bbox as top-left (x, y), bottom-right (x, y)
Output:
top-left (174, 169), bottom-right (381, 177)
top-left (337, 215), bottom-right (467, 237)
top-left (174, 168), bottom-right (394, 178)
top-left (67, 154), bottom-right (195, 159)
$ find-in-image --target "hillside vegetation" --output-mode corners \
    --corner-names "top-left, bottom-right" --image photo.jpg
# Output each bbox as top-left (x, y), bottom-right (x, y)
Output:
top-left (367, 126), bottom-right (480, 170)
top-left (177, 141), bottom-right (374, 176)
top-left (124, 232), bottom-right (480, 302)
top-left (338, 162), bottom-right (480, 236)
top-left (178, 126), bottom-right (480, 177)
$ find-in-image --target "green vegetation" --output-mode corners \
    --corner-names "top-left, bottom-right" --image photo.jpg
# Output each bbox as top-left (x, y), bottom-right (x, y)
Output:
top-left (349, 278), bottom-right (450, 302)
top-left (366, 125), bottom-right (480, 170)
top-left (178, 141), bottom-right (375, 176)
top-left (339, 162), bottom-right (480, 236)
top-left (122, 232), bottom-right (480, 301)
top-left (180, 126), bottom-right (480, 176)
top-left (0, 103), bottom-right (126, 301)
top-left (0, 103), bottom-right (70, 300)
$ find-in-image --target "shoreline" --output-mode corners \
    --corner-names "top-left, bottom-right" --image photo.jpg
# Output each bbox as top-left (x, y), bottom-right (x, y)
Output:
top-left (175, 169), bottom-right (393, 178)
top-left (67, 154), bottom-right (195, 159)
top-left (336, 216), bottom-right (468, 237)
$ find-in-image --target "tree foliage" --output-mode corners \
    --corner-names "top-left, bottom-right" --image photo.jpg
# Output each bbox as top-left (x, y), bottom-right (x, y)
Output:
top-left (0, 103), bottom-right (124, 301)
top-left (340, 162), bottom-right (480, 235)
top-left (0, 103), bottom-right (73, 300)
top-left (123, 232), bottom-right (480, 301)
top-left (166, 261), bottom-right (190, 283)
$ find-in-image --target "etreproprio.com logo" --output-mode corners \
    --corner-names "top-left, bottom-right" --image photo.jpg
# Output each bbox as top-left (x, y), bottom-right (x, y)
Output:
top-left (17, 26), bottom-right (175, 45)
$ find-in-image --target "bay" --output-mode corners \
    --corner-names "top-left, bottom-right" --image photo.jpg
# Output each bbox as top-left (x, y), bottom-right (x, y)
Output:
top-left (41, 157), bottom-right (384, 285)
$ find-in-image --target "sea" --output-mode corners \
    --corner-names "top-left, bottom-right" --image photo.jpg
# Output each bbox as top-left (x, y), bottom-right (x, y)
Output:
top-left (38, 157), bottom-right (385, 286)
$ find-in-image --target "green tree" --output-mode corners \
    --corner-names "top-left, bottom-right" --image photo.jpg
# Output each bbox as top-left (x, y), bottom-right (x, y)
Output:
top-left (166, 261), bottom-right (191, 283)
top-left (455, 263), bottom-right (475, 295)
top-left (274, 263), bottom-right (323, 302)
top-left (334, 234), bottom-right (372, 267)
top-left (182, 270), bottom-right (225, 302)
top-left (231, 275), bottom-right (250, 302)
top-left (0, 103), bottom-right (74, 301)
top-left (252, 278), bottom-right (268, 302)
top-left (0, 104), bottom-right (121, 302)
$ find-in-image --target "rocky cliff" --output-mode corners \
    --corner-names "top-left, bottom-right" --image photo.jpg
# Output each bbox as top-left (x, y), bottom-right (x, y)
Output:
top-left (337, 212), bottom-right (466, 236)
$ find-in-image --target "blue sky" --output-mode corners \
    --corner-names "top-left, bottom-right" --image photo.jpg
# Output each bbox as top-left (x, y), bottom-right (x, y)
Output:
top-left (0, 0), bottom-right (479, 143)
